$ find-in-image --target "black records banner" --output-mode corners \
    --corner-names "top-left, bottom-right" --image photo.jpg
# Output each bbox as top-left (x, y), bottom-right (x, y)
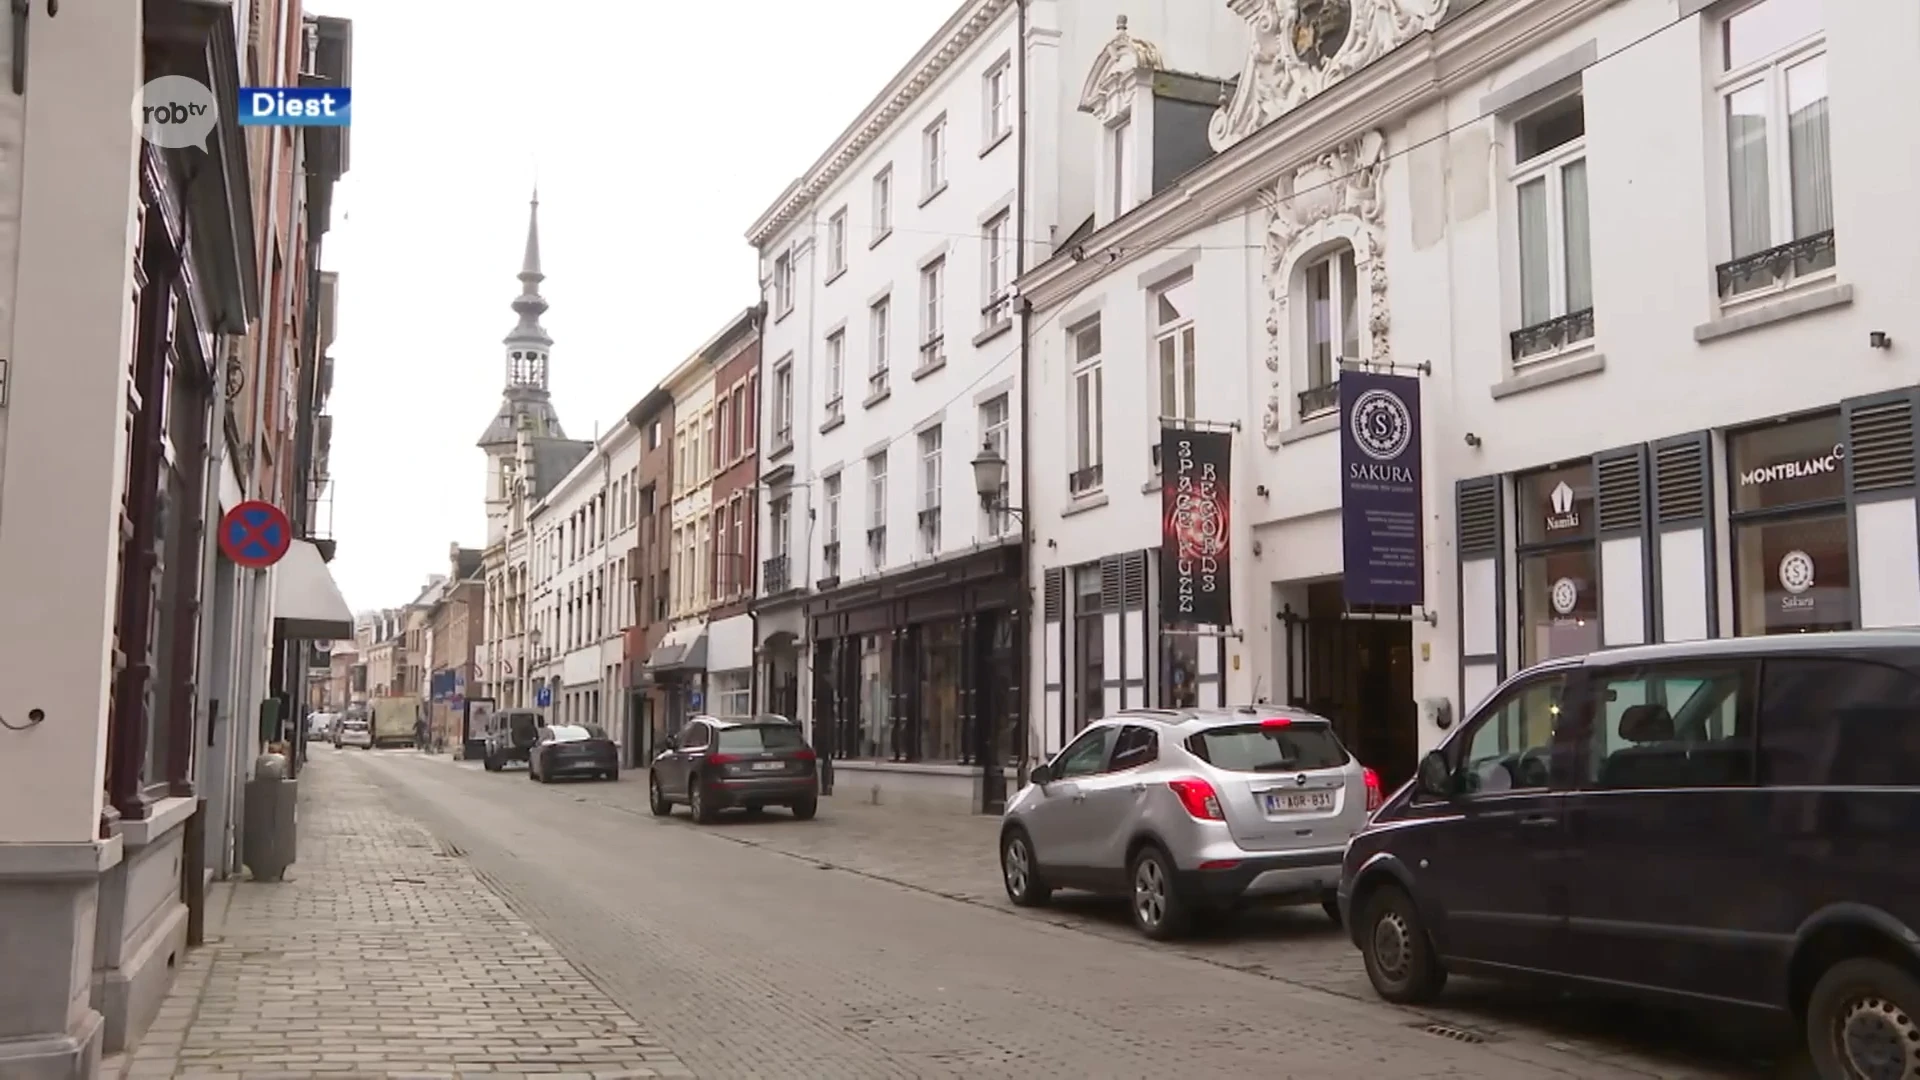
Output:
top-left (1160, 428), bottom-right (1232, 626)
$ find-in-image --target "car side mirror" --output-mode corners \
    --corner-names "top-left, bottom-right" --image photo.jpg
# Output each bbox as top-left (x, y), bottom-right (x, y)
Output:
top-left (1028, 763), bottom-right (1052, 786)
top-left (1415, 750), bottom-right (1453, 799)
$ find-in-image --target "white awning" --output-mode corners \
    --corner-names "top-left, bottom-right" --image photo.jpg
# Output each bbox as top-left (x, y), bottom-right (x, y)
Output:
top-left (271, 539), bottom-right (353, 640)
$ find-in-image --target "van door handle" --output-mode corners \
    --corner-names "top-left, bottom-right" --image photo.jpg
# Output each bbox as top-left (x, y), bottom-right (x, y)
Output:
top-left (1519, 814), bottom-right (1559, 828)
top-left (1130, 783), bottom-right (1146, 792)
top-left (1072, 792), bottom-right (1088, 803)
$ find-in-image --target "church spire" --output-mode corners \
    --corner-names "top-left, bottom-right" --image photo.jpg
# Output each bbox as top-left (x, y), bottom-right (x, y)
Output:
top-left (504, 189), bottom-right (551, 390)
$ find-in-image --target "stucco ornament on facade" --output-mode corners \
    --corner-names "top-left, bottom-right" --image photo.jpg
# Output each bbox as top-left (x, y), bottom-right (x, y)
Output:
top-left (1209, 0), bottom-right (1448, 151)
top-left (1079, 16), bottom-right (1164, 122)
top-left (1256, 129), bottom-right (1389, 447)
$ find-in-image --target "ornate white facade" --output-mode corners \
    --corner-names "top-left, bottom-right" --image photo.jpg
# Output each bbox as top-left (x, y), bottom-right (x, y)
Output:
top-left (1019, 0), bottom-right (1920, 782)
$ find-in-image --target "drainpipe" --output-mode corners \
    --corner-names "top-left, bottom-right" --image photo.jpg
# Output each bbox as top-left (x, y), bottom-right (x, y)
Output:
top-left (747, 303), bottom-right (767, 715)
top-left (1013, 0), bottom-right (1033, 791)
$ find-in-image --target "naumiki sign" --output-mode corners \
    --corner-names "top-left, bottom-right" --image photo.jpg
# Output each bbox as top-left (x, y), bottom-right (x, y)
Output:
top-left (237, 86), bottom-right (351, 127)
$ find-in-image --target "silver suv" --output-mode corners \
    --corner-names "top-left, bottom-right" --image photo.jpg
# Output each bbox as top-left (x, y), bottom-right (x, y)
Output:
top-left (1000, 706), bottom-right (1382, 940)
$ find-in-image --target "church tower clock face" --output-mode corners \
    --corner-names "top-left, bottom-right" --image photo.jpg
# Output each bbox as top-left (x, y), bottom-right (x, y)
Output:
top-left (1292, 0), bottom-right (1353, 68)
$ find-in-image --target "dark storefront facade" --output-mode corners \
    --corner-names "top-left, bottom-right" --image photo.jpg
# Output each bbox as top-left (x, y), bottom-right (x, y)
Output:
top-left (807, 545), bottom-right (1023, 814)
top-left (1455, 389), bottom-right (1920, 715)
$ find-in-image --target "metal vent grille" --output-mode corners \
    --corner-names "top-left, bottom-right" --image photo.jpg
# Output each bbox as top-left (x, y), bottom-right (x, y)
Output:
top-left (1122, 551), bottom-right (1148, 610)
top-left (1099, 555), bottom-right (1125, 611)
top-left (1849, 398), bottom-right (1916, 493)
top-left (1456, 481), bottom-right (1498, 557)
top-left (1596, 453), bottom-right (1645, 534)
top-left (1655, 439), bottom-right (1706, 523)
top-left (1043, 568), bottom-right (1064, 622)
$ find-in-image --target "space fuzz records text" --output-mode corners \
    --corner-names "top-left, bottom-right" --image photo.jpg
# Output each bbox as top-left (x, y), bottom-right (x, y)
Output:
top-left (1160, 428), bottom-right (1233, 626)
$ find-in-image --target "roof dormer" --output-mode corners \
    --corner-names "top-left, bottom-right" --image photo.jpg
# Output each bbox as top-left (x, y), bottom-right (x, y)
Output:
top-left (1080, 16), bottom-right (1162, 228)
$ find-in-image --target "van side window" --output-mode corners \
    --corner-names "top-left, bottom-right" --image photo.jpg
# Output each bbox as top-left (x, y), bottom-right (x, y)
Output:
top-left (1455, 674), bottom-right (1565, 794)
top-left (1585, 664), bottom-right (1752, 789)
top-left (1759, 657), bottom-right (1920, 786)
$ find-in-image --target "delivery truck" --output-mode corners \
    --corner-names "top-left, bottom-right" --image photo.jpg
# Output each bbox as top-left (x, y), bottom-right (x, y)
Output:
top-left (370, 697), bottom-right (420, 749)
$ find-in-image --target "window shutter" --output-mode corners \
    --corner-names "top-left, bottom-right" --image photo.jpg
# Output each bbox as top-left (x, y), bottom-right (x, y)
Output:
top-left (1653, 435), bottom-right (1707, 524)
top-left (1847, 396), bottom-right (1917, 493)
top-left (1595, 449), bottom-right (1647, 535)
top-left (1121, 551), bottom-right (1148, 611)
top-left (1099, 555), bottom-right (1125, 612)
top-left (1455, 479), bottom-right (1499, 557)
top-left (1043, 567), bottom-right (1064, 623)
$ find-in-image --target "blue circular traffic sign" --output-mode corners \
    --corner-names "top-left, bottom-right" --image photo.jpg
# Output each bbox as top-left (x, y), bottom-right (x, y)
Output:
top-left (218, 500), bottom-right (293, 569)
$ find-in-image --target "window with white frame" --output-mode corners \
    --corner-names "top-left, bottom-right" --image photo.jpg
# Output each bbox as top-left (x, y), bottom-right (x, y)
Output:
top-left (824, 330), bottom-right (845, 422)
top-left (982, 210), bottom-right (1012, 328)
top-left (729, 495), bottom-right (745, 596)
top-left (773, 251), bottom-right (794, 316)
top-left (872, 166), bottom-right (893, 240)
top-left (769, 496), bottom-right (791, 558)
top-left (1107, 118), bottom-right (1132, 220)
top-left (867, 451), bottom-right (888, 565)
top-left (773, 361), bottom-right (794, 447)
top-left (918, 425), bottom-right (942, 555)
top-left (1717, 0), bottom-right (1832, 298)
top-left (1509, 94), bottom-right (1593, 363)
top-left (980, 393), bottom-right (1010, 537)
top-left (984, 57), bottom-right (1011, 143)
top-left (822, 473), bottom-right (842, 579)
top-left (923, 115), bottom-right (948, 196)
top-left (1154, 274), bottom-right (1197, 428)
top-left (1069, 319), bottom-right (1104, 496)
top-left (869, 296), bottom-right (891, 398)
top-left (919, 257), bottom-right (945, 370)
top-left (827, 208), bottom-right (847, 278)
top-left (1299, 245), bottom-right (1358, 418)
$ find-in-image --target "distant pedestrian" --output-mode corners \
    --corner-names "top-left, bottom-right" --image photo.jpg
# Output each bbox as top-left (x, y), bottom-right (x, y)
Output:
top-left (414, 714), bottom-right (428, 751)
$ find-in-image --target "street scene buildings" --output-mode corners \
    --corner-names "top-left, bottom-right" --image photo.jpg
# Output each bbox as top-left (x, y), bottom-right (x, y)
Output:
top-left (9, 0), bottom-right (1920, 1075)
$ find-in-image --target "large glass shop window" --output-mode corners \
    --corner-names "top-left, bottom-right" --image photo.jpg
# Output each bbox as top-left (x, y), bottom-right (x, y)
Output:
top-left (1516, 463), bottom-right (1601, 666)
top-left (1729, 412), bottom-right (1853, 635)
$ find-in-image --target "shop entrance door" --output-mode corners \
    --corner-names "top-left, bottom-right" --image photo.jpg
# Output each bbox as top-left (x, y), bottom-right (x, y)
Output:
top-left (1281, 581), bottom-right (1419, 791)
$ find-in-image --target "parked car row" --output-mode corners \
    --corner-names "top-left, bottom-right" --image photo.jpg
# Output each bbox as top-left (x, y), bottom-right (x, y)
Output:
top-left (1002, 629), bottom-right (1920, 1079)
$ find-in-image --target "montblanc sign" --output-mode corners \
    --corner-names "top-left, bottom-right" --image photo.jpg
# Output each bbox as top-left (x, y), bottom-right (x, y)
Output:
top-left (1741, 443), bottom-right (1844, 487)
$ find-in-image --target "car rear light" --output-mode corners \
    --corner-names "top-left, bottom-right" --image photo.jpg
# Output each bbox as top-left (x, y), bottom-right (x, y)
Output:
top-left (1260, 717), bottom-right (1292, 729)
top-left (708, 753), bottom-right (740, 766)
top-left (1362, 767), bottom-right (1383, 812)
top-left (1198, 859), bottom-right (1241, 871)
top-left (794, 747), bottom-right (817, 762)
top-left (1168, 778), bottom-right (1224, 821)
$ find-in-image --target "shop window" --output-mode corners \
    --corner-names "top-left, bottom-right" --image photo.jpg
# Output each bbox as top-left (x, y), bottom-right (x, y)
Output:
top-left (1728, 412), bottom-right (1852, 635)
top-left (918, 622), bottom-right (963, 761)
top-left (1515, 463), bottom-right (1600, 666)
top-left (712, 670), bottom-right (751, 719)
top-left (1161, 632), bottom-right (1200, 708)
top-left (858, 634), bottom-right (891, 758)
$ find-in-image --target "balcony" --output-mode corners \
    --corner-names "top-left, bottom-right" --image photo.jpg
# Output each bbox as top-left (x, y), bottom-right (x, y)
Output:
top-left (821, 540), bottom-right (840, 582)
top-left (1716, 229), bottom-right (1835, 298)
top-left (1510, 308), bottom-right (1595, 363)
top-left (866, 369), bottom-right (890, 404)
top-left (980, 292), bottom-right (1013, 332)
top-left (915, 336), bottom-right (945, 377)
top-left (763, 553), bottom-right (791, 595)
top-left (1069, 463), bottom-right (1103, 496)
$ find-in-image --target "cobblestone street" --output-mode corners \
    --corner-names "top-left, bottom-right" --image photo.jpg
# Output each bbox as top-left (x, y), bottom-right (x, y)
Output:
top-left (105, 753), bottom-right (692, 1080)
top-left (109, 747), bottom-right (1801, 1078)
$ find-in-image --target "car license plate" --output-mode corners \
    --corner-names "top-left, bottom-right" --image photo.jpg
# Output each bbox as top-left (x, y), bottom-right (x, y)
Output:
top-left (751, 761), bottom-right (784, 771)
top-left (1262, 790), bottom-right (1334, 814)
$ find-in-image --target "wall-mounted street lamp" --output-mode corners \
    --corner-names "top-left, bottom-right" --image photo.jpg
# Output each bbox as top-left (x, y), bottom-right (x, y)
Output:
top-left (970, 441), bottom-right (1025, 522)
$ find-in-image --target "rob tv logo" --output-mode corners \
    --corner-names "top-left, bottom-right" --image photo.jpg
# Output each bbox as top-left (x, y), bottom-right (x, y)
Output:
top-left (237, 86), bottom-right (352, 127)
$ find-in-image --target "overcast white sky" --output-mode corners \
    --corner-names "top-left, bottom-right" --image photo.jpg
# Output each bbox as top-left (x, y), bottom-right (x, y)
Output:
top-left (312, 0), bottom-right (959, 611)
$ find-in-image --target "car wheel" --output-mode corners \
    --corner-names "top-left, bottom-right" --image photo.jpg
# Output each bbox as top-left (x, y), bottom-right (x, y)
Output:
top-left (1806, 957), bottom-right (1920, 1080)
top-left (1360, 885), bottom-right (1447, 1004)
top-left (484, 754), bottom-right (500, 772)
top-left (648, 773), bottom-right (671, 817)
top-left (690, 774), bottom-right (716, 823)
top-left (1322, 896), bottom-right (1343, 925)
top-left (790, 797), bottom-right (818, 821)
top-left (1000, 828), bottom-right (1050, 908)
top-left (1129, 844), bottom-right (1190, 941)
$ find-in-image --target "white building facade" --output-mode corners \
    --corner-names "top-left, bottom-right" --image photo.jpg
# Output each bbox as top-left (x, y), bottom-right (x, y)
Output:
top-left (1019, 0), bottom-right (1920, 793)
top-left (747, 0), bottom-right (1246, 812)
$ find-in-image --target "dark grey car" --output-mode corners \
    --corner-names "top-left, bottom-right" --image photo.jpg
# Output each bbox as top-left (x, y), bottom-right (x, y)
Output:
top-left (649, 715), bottom-right (819, 823)
top-left (528, 724), bottom-right (619, 783)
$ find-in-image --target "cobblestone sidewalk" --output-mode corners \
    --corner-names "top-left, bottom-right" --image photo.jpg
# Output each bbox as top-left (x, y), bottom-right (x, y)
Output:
top-left (106, 751), bottom-right (693, 1080)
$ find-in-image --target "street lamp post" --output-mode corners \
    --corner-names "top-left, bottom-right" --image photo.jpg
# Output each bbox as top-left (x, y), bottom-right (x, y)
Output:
top-left (970, 440), bottom-right (1030, 800)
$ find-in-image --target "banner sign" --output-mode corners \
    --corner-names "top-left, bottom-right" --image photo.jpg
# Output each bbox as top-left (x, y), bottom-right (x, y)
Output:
top-left (1160, 428), bottom-right (1233, 626)
top-left (1339, 370), bottom-right (1425, 607)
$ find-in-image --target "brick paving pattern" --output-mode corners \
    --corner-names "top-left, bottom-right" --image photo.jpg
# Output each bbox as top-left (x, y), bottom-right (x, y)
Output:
top-left (107, 751), bottom-right (692, 1080)
top-left (374, 752), bottom-right (1770, 1079)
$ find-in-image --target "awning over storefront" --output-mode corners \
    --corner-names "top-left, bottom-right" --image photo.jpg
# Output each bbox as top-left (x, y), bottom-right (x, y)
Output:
top-left (644, 622), bottom-right (708, 674)
top-left (707, 614), bottom-right (753, 673)
top-left (271, 540), bottom-right (353, 640)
